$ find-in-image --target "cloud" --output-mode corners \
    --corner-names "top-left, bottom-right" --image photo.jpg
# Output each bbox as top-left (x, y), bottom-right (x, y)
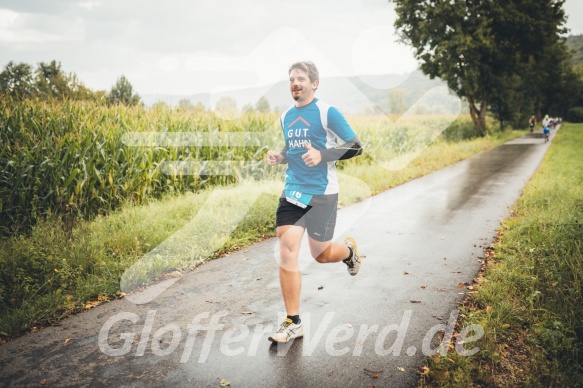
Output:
top-left (0, 0), bottom-right (76, 15)
top-left (0, 0), bottom-right (415, 95)
top-left (564, 0), bottom-right (583, 35)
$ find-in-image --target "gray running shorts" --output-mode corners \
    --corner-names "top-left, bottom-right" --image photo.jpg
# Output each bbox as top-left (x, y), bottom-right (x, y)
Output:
top-left (275, 192), bottom-right (338, 242)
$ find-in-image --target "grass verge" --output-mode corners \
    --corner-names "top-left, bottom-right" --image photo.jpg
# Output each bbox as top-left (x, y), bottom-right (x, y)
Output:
top-left (419, 123), bottom-right (583, 386)
top-left (0, 128), bottom-right (527, 339)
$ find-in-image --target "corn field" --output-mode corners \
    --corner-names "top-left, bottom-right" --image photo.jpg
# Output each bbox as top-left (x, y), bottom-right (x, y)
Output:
top-left (0, 97), bottom-right (465, 236)
top-left (0, 98), bottom-right (282, 235)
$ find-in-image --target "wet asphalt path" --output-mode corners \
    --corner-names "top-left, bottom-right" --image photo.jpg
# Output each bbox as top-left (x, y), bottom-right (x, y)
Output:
top-left (0, 131), bottom-right (554, 387)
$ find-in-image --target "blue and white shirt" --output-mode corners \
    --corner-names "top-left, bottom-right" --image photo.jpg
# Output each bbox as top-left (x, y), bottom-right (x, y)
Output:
top-left (279, 98), bottom-right (357, 196)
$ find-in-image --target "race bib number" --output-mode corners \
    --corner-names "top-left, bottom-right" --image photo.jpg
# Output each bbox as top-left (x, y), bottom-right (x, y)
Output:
top-left (284, 189), bottom-right (313, 209)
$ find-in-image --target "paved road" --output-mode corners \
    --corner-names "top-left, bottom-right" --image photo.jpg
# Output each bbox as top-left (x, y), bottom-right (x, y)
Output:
top-left (0, 131), bottom-right (554, 387)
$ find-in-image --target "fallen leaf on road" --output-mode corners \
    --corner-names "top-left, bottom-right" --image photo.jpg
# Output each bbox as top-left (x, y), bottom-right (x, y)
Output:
top-left (318, 286), bottom-right (324, 290)
top-left (457, 282), bottom-right (466, 288)
top-left (39, 379), bottom-right (46, 385)
top-left (403, 271), bottom-right (409, 275)
top-left (219, 378), bottom-right (230, 387)
top-left (421, 284), bottom-right (427, 289)
top-left (364, 368), bottom-right (383, 377)
top-left (419, 366), bottom-right (430, 376)
top-left (241, 311), bottom-right (253, 315)
top-left (410, 300), bottom-right (421, 303)
top-left (346, 323), bottom-right (353, 328)
top-left (64, 338), bottom-right (73, 345)
top-left (397, 367), bottom-right (405, 372)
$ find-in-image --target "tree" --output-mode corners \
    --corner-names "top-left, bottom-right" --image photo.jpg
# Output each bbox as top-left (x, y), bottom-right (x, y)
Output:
top-left (151, 101), bottom-right (168, 110)
top-left (387, 89), bottom-right (407, 114)
top-left (215, 96), bottom-right (237, 114)
top-left (255, 96), bottom-right (270, 113)
top-left (108, 75), bottom-right (141, 105)
top-left (0, 60), bottom-right (105, 102)
top-left (391, 0), bottom-right (568, 134)
top-left (193, 102), bottom-right (206, 114)
top-left (0, 61), bottom-right (34, 99)
top-left (35, 60), bottom-right (71, 99)
top-left (67, 73), bottom-right (103, 102)
top-left (178, 98), bottom-right (194, 110)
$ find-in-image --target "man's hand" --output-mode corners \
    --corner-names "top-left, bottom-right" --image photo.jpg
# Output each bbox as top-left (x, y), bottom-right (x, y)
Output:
top-left (267, 151), bottom-right (283, 165)
top-left (302, 142), bottom-right (322, 167)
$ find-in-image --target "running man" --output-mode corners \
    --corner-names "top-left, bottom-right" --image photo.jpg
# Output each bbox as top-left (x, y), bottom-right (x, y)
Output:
top-left (266, 61), bottom-right (364, 343)
top-left (528, 115), bottom-right (536, 133)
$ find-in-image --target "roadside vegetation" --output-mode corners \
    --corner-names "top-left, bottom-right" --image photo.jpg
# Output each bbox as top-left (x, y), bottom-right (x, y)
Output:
top-left (419, 124), bottom-right (583, 386)
top-left (0, 97), bottom-right (527, 338)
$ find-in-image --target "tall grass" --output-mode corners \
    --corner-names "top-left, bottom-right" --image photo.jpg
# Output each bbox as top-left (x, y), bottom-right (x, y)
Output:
top-left (420, 124), bottom-right (583, 386)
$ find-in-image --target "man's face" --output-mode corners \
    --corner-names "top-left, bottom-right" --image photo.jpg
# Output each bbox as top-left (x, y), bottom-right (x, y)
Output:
top-left (289, 68), bottom-right (318, 103)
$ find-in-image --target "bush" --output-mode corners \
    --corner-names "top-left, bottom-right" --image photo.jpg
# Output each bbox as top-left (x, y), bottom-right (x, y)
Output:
top-left (442, 119), bottom-right (484, 141)
top-left (567, 107), bottom-right (583, 123)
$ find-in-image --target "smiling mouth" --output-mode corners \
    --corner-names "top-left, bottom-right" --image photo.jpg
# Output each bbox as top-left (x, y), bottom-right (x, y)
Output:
top-left (291, 88), bottom-right (303, 100)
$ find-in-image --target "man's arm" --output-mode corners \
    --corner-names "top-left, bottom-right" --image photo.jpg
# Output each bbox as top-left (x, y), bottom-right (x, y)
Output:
top-left (267, 145), bottom-right (289, 165)
top-left (319, 136), bottom-right (363, 163)
top-left (319, 106), bottom-right (364, 163)
top-left (279, 144), bottom-right (288, 164)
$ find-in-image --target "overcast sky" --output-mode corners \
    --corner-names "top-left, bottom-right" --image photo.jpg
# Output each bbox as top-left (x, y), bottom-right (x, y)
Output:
top-left (0, 0), bottom-right (582, 97)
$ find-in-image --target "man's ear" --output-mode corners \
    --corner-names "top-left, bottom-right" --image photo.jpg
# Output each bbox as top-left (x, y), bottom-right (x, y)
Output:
top-left (313, 79), bottom-right (319, 91)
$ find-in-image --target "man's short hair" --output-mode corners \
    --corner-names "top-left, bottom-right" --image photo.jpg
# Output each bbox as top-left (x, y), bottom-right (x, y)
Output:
top-left (289, 61), bottom-right (319, 83)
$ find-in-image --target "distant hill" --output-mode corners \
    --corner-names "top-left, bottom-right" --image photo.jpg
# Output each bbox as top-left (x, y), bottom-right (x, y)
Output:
top-left (142, 71), bottom-right (462, 115)
top-left (566, 34), bottom-right (583, 65)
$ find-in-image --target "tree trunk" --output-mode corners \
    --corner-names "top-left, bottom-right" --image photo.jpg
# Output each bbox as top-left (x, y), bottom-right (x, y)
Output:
top-left (467, 96), bottom-right (488, 136)
top-left (478, 100), bottom-right (488, 134)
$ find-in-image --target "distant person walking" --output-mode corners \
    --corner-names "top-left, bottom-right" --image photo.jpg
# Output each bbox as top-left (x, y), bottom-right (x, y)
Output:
top-left (266, 61), bottom-right (364, 343)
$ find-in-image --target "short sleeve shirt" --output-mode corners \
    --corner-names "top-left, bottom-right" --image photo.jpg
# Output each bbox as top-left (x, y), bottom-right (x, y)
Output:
top-left (279, 98), bottom-right (356, 195)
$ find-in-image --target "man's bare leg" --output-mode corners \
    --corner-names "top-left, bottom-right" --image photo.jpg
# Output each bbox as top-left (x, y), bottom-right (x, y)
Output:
top-left (308, 236), bottom-right (362, 276)
top-left (308, 238), bottom-right (350, 263)
top-left (277, 225), bottom-right (304, 316)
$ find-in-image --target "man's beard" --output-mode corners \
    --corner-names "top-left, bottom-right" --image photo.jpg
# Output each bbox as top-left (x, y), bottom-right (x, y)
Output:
top-left (291, 88), bottom-right (303, 101)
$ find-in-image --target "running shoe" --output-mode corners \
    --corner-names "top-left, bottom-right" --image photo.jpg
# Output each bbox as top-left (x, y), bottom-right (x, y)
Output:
top-left (268, 318), bottom-right (304, 343)
top-left (343, 237), bottom-right (361, 276)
